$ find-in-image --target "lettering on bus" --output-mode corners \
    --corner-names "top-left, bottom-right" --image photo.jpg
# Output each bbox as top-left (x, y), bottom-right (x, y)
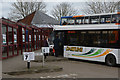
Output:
top-left (66, 46), bottom-right (83, 52)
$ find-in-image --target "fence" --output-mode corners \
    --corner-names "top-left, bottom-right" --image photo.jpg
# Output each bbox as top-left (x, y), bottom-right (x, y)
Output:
top-left (1, 18), bottom-right (53, 59)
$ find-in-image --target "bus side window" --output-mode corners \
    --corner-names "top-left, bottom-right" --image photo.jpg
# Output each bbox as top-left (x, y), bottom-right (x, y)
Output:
top-left (68, 18), bottom-right (75, 25)
top-left (105, 17), bottom-right (111, 23)
top-left (100, 18), bottom-right (105, 23)
top-left (91, 17), bottom-right (99, 24)
top-left (62, 18), bottom-right (67, 25)
top-left (116, 14), bottom-right (120, 23)
top-left (109, 31), bottom-right (116, 43)
top-left (111, 15), bottom-right (117, 23)
top-left (76, 18), bottom-right (83, 24)
top-left (75, 19), bottom-right (79, 24)
top-left (63, 21), bottom-right (67, 25)
top-left (84, 17), bottom-right (89, 24)
top-left (111, 14), bottom-right (120, 23)
top-left (100, 15), bottom-right (111, 24)
top-left (112, 17), bottom-right (116, 23)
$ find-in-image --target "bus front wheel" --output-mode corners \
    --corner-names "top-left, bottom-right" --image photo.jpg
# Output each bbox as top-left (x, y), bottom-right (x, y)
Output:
top-left (105, 54), bottom-right (116, 67)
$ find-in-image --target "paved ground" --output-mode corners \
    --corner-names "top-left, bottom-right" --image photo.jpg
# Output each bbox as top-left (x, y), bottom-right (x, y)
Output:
top-left (2, 49), bottom-right (120, 78)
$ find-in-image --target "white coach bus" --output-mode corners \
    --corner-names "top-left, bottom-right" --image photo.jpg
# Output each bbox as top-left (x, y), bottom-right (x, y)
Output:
top-left (53, 13), bottom-right (120, 66)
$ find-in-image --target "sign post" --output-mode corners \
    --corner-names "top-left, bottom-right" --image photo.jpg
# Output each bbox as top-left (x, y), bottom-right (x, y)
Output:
top-left (42, 53), bottom-right (44, 67)
top-left (23, 52), bottom-right (35, 69)
top-left (42, 47), bottom-right (49, 67)
top-left (27, 60), bottom-right (30, 69)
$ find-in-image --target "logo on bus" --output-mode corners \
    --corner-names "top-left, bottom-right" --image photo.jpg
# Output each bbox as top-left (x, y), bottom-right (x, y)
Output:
top-left (66, 46), bottom-right (83, 52)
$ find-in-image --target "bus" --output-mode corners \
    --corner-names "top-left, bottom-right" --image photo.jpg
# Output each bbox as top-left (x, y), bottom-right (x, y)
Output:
top-left (53, 12), bottom-right (120, 66)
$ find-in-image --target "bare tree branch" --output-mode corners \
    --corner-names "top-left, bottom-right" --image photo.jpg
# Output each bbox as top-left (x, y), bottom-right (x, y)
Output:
top-left (82, 1), bottom-right (119, 15)
top-left (51, 2), bottom-right (78, 21)
top-left (9, 0), bottom-right (46, 21)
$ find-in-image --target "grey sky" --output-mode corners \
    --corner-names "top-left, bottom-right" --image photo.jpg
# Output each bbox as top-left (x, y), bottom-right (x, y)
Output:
top-left (1, 0), bottom-right (119, 19)
top-left (1, 2), bottom-right (85, 19)
top-left (1, 2), bottom-right (12, 18)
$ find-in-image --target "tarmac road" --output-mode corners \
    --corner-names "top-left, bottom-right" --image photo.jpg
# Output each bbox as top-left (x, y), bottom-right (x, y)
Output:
top-left (2, 58), bottom-right (119, 78)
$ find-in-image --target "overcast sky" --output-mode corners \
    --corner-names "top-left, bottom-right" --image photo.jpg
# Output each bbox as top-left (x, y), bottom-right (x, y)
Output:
top-left (0, 1), bottom-right (86, 19)
top-left (0, 0), bottom-right (119, 19)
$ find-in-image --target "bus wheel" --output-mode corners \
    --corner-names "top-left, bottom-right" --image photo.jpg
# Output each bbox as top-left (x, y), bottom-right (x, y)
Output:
top-left (105, 54), bottom-right (116, 67)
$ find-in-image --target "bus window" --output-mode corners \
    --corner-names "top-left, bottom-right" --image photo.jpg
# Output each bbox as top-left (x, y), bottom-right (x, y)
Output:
top-left (100, 17), bottom-right (105, 23)
top-left (87, 31), bottom-right (101, 46)
top-left (116, 14), bottom-right (120, 23)
top-left (68, 18), bottom-right (75, 25)
top-left (67, 31), bottom-right (78, 45)
top-left (111, 14), bottom-right (117, 23)
top-left (76, 17), bottom-right (84, 24)
top-left (90, 16), bottom-right (99, 24)
top-left (118, 14), bottom-right (120, 23)
top-left (109, 31), bottom-right (118, 43)
top-left (84, 17), bottom-right (89, 24)
top-left (62, 18), bottom-right (67, 25)
top-left (76, 19), bottom-right (80, 24)
top-left (105, 16), bottom-right (111, 23)
top-left (79, 31), bottom-right (87, 46)
top-left (95, 31), bottom-right (101, 45)
top-left (100, 15), bottom-right (111, 23)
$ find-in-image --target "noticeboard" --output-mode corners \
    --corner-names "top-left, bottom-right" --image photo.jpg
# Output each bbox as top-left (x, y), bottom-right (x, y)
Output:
top-left (42, 47), bottom-right (49, 53)
top-left (23, 52), bottom-right (35, 61)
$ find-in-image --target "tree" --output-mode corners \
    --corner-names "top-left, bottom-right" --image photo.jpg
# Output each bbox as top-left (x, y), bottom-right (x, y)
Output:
top-left (51, 2), bottom-right (78, 21)
top-left (82, 1), bottom-right (120, 14)
top-left (9, 0), bottom-right (46, 21)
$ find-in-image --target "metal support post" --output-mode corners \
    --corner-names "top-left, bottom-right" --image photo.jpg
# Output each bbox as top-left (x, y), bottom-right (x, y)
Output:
top-left (27, 60), bottom-right (30, 69)
top-left (42, 53), bottom-right (44, 67)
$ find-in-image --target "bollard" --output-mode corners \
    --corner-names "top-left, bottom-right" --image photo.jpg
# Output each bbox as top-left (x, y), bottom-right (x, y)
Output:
top-left (27, 60), bottom-right (30, 69)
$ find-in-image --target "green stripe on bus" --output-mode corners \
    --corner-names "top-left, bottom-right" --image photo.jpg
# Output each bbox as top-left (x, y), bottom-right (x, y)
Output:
top-left (72, 49), bottom-right (104, 57)
top-left (86, 49), bottom-right (104, 56)
top-left (82, 49), bottom-right (96, 55)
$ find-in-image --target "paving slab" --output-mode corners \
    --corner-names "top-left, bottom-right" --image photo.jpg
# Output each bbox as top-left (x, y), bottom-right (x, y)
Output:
top-left (2, 49), bottom-right (65, 76)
